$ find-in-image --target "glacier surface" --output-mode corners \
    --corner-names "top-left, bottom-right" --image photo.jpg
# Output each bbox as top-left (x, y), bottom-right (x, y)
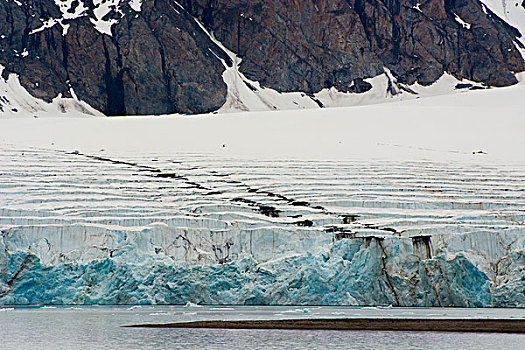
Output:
top-left (0, 146), bottom-right (524, 306)
top-left (1, 84), bottom-right (525, 307)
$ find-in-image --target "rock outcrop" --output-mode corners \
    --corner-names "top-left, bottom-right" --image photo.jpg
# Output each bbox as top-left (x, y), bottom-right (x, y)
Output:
top-left (184, 0), bottom-right (524, 90)
top-left (0, 0), bottom-right (228, 115)
top-left (0, 0), bottom-right (524, 115)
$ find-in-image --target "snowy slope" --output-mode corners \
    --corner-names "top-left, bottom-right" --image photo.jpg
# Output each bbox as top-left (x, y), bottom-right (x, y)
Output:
top-left (480, 0), bottom-right (525, 44)
top-left (3, 81), bottom-right (525, 162)
top-left (0, 66), bottom-right (103, 118)
top-left (1, 83), bottom-right (524, 306)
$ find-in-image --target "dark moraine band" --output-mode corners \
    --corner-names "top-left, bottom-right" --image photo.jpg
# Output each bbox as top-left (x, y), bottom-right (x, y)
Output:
top-left (123, 318), bottom-right (525, 333)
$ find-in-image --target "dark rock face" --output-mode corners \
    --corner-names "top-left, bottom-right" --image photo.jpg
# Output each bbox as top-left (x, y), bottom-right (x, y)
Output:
top-left (0, 0), bottom-right (228, 115)
top-left (0, 0), bottom-right (524, 115)
top-left (184, 0), bottom-right (524, 91)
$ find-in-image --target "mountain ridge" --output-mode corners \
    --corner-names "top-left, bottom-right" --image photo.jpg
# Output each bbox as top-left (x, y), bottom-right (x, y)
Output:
top-left (0, 0), bottom-right (524, 116)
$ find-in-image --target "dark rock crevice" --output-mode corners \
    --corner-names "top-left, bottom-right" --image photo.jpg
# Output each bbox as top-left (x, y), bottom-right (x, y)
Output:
top-left (376, 238), bottom-right (400, 306)
top-left (412, 236), bottom-right (432, 260)
top-left (61, 34), bottom-right (70, 82)
top-left (102, 36), bottom-right (126, 116)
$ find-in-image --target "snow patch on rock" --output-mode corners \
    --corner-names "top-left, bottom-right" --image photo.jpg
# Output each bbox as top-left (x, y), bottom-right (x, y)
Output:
top-left (0, 65), bottom-right (103, 118)
top-left (30, 0), bottom-right (142, 37)
top-left (190, 11), bottom-right (500, 114)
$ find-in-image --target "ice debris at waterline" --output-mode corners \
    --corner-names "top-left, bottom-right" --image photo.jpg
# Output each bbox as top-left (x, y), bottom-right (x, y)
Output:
top-left (0, 148), bottom-right (524, 307)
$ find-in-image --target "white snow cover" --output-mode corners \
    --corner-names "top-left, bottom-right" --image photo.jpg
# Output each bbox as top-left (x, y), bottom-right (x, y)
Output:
top-left (128, 0), bottom-right (143, 12)
top-left (3, 80), bottom-right (524, 162)
top-left (89, 0), bottom-right (123, 36)
top-left (453, 12), bottom-right (472, 29)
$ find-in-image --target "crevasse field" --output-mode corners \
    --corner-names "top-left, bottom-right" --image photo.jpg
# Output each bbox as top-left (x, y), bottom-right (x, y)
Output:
top-left (1, 82), bottom-right (524, 307)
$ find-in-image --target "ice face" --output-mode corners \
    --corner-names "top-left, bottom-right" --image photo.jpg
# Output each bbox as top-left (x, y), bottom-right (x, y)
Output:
top-left (0, 234), bottom-right (517, 307)
top-left (1, 146), bottom-right (524, 307)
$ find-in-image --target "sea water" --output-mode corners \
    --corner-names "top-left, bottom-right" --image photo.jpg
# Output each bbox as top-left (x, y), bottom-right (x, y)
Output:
top-left (1, 306), bottom-right (524, 350)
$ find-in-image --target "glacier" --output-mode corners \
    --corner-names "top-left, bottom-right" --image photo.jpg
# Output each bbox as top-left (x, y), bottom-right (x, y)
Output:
top-left (1, 82), bottom-right (525, 307)
top-left (1, 142), bottom-right (524, 306)
top-left (1, 220), bottom-right (523, 307)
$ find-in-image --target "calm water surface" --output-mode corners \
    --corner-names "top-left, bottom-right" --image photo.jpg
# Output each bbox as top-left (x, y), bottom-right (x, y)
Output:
top-left (1, 306), bottom-right (524, 350)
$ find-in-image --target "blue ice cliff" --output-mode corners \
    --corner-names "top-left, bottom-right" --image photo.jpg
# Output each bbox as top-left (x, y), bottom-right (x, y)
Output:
top-left (1, 223), bottom-right (523, 307)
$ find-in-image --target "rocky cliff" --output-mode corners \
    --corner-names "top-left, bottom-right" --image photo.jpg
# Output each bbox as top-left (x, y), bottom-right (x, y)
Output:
top-left (0, 0), bottom-right (524, 116)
